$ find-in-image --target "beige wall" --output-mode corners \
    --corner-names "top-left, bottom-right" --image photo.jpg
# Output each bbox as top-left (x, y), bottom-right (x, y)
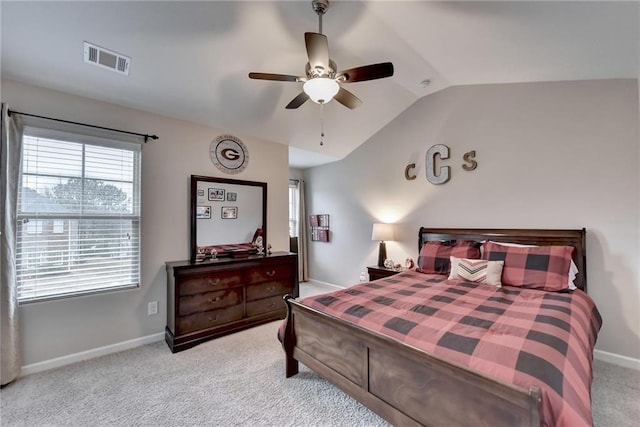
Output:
top-left (304, 79), bottom-right (640, 360)
top-left (2, 79), bottom-right (290, 365)
top-left (289, 168), bottom-right (305, 181)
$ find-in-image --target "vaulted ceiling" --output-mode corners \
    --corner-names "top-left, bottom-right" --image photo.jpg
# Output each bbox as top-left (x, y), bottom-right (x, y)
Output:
top-left (2, 1), bottom-right (638, 168)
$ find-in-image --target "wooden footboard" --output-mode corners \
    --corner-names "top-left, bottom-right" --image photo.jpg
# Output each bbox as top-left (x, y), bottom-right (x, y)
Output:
top-left (282, 295), bottom-right (541, 427)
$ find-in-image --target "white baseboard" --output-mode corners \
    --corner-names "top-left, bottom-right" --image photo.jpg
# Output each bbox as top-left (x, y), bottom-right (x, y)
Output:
top-left (21, 332), bottom-right (165, 376)
top-left (18, 328), bottom-right (639, 376)
top-left (305, 278), bottom-right (346, 290)
top-left (594, 349), bottom-right (640, 371)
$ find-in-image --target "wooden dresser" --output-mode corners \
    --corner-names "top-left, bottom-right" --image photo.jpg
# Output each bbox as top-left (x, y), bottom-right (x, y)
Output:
top-left (367, 265), bottom-right (405, 281)
top-left (165, 252), bottom-right (298, 352)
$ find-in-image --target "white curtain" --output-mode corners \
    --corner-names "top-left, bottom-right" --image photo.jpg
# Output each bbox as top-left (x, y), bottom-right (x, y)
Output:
top-left (1, 104), bottom-right (23, 385)
top-left (297, 180), bottom-right (308, 282)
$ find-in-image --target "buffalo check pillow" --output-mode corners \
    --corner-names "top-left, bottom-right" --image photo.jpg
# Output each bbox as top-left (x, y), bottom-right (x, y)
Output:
top-left (485, 240), bottom-right (579, 290)
top-left (482, 241), bottom-right (574, 291)
top-left (449, 256), bottom-right (504, 287)
top-left (417, 240), bottom-right (481, 275)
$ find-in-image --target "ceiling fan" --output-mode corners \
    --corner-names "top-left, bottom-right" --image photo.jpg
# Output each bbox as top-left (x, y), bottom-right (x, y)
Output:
top-left (248, 0), bottom-right (394, 110)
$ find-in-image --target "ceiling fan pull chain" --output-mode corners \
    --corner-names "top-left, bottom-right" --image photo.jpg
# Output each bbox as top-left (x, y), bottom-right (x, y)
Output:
top-left (320, 103), bottom-right (325, 146)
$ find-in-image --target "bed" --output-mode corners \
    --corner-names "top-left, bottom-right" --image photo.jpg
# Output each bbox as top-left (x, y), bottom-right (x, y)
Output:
top-left (279, 228), bottom-right (601, 426)
top-left (196, 228), bottom-right (263, 258)
top-left (196, 242), bottom-right (257, 257)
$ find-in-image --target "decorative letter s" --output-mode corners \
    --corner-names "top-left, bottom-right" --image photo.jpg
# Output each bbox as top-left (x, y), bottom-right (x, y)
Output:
top-left (462, 150), bottom-right (477, 171)
top-left (426, 144), bottom-right (450, 185)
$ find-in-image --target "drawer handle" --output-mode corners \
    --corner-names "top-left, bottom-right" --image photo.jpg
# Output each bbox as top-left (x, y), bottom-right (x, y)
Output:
top-left (268, 302), bottom-right (275, 308)
top-left (208, 278), bottom-right (221, 286)
top-left (208, 296), bottom-right (221, 304)
top-left (267, 286), bottom-right (276, 292)
top-left (208, 315), bottom-right (217, 322)
top-left (266, 270), bottom-right (276, 277)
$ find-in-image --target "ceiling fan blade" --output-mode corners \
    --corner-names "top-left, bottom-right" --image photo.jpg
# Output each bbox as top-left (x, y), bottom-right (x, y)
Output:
top-left (333, 87), bottom-right (362, 110)
top-left (285, 92), bottom-right (310, 109)
top-left (305, 32), bottom-right (330, 70)
top-left (248, 72), bottom-right (301, 82)
top-left (337, 62), bottom-right (394, 83)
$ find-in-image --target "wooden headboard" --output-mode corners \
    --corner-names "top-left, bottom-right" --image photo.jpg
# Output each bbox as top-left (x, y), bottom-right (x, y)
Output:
top-left (418, 227), bottom-right (587, 291)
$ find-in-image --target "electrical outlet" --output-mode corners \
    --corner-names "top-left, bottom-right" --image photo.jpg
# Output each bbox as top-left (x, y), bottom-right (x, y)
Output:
top-left (147, 301), bottom-right (158, 316)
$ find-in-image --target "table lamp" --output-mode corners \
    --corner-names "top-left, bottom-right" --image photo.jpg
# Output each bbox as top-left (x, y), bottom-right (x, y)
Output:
top-left (372, 223), bottom-right (395, 267)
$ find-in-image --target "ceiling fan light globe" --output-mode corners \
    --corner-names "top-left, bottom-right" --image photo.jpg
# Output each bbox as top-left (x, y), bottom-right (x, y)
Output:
top-left (303, 78), bottom-right (339, 104)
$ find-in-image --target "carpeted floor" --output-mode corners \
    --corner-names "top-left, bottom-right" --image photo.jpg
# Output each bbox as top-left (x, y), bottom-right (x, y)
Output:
top-left (1, 321), bottom-right (387, 427)
top-left (591, 357), bottom-right (640, 426)
top-left (1, 319), bottom-right (638, 427)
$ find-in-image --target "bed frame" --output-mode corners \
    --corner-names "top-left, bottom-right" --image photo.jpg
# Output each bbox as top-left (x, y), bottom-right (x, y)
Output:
top-left (281, 228), bottom-right (586, 427)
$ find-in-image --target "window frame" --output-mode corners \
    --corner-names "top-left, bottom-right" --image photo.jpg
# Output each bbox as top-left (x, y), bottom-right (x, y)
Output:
top-left (16, 124), bottom-right (142, 304)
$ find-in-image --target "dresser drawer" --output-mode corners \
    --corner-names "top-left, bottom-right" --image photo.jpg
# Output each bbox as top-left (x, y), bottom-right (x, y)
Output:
top-left (177, 270), bottom-right (243, 296)
top-left (178, 304), bottom-right (243, 335)
top-left (179, 288), bottom-right (242, 316)
top-left (246, 281), bottom-right (293, 301)
top-left (246, 295), bottom-right (286, 317)
top-left (246, 262), bottom-right (294, 285)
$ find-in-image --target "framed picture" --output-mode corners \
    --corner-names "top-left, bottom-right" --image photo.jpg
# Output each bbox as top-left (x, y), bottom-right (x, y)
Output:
top-left (197, 189), bottom-right (204, 197)
top-left (226, 192), bottom-right (237, 201)
top-left (221, 206), bottom-right (238, 219)
top-left (196, 205), bottom-right (211, 219)
top-left (208, 188), bottom-right (225, 201)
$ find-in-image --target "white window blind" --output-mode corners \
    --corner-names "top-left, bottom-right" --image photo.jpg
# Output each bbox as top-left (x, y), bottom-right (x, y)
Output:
top-left (16, 126), bottom-right (141, 303)
top-left (288, 180), bottom-right (299, 238)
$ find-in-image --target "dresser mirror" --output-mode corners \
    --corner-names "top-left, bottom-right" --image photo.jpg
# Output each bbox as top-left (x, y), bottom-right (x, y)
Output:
top-left (190, 175), bottom-right (267, 261)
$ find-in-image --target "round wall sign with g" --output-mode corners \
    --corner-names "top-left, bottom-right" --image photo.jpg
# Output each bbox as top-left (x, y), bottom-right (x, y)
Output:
top-left (210, 134), bottom-right (249, 174)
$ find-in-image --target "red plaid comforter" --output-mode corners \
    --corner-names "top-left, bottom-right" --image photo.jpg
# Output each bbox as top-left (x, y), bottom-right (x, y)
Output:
top-left (298, 270), bottom-right (602, 427)
top-left (197, 243), bottom-right (256, 255)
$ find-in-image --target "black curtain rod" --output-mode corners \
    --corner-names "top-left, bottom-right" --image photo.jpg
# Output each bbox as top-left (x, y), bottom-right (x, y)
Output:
top-left (7, 109), bottom-right (158, 143)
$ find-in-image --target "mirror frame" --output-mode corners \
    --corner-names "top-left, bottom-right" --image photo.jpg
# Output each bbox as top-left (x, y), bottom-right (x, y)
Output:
top-left (190, 175), bottom-right (267, 261)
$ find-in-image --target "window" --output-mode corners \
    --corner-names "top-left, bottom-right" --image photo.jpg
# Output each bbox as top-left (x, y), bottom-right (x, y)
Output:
top-left (16, 126), bottom-right (141, 303)
top-left (53, 219), bottom-right (64, 233)
top-left (288, 180), bottom-right (299, 237)
top-left (26, 219), bottom-right (43, 234)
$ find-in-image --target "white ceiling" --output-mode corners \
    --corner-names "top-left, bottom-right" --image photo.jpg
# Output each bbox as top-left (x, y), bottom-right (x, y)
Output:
top-left (2, 1), bottom-right (638, 169)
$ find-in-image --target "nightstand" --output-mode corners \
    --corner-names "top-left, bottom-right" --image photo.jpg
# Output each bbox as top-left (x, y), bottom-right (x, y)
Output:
top-left (367, 265), bottom-right (404, 281)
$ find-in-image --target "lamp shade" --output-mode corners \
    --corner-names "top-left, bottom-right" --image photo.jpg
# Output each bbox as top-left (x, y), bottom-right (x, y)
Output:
top-left (371, 223), bottom-right (394, 242)
top-left (303, 78), bottom-right (340, 104)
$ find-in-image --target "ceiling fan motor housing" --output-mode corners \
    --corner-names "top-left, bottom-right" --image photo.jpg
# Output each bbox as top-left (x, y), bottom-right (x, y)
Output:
top-left (306, 60), bottom-right (337, 79)
top-left (312, 0), bottom-right (329, 16)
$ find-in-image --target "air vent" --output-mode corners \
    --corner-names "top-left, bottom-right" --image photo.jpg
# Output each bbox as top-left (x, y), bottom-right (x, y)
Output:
top-left (83, 42), bottom-right (130, 75)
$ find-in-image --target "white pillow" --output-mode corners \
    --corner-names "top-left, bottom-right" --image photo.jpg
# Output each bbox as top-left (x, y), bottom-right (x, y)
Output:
top-left (449, 256), bottom-right (504, 287)
top-left (484, 240), bottom-right (578, 290)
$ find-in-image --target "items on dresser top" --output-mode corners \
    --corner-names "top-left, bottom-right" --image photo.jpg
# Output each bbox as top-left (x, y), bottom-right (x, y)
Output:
top-left (165, 252), bottom-right (298, 352)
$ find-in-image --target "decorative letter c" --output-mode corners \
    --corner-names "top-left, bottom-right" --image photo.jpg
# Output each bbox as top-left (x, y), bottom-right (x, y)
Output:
top-left (405, 163), bottom-right (417, 180)
top-left (426, 144), bottom-right (450, 185)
